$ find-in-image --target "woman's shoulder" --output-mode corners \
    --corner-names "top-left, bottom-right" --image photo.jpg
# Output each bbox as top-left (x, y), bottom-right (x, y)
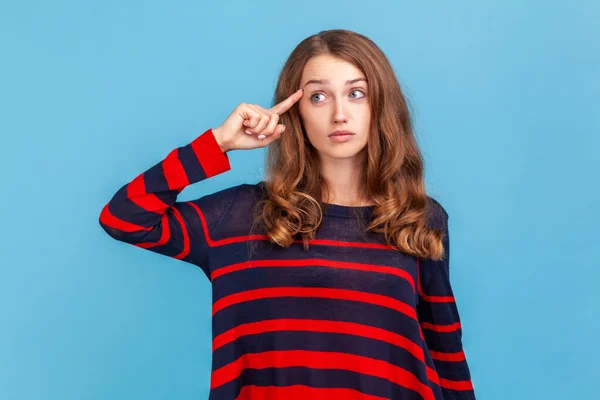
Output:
top-left (425, 195), bottom-right (449, 230)
top-left (191, 180), bottom-right (265, 206)
top-left (182, 181), bottom-right (266, 236)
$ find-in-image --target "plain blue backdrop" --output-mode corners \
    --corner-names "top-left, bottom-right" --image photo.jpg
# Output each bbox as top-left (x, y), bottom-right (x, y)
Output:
top-left (1, 1), bottom-right (598, 399)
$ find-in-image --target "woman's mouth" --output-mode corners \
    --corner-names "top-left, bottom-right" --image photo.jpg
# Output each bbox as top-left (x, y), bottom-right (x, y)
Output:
top-left (328, 133), bottom-right (355, 143)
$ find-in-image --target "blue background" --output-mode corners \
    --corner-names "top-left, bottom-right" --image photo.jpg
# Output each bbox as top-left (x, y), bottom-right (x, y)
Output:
top-left (1, 1), bottom-right (598, 399)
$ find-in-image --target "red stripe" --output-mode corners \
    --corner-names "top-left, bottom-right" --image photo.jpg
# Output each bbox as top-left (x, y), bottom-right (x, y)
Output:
top-left (212, 287), bottom-right (417, 321)
top-left (235, 384), bottom-right (388, 400)
top-left (420, 293), bottom-right (455, 303)
top-left (162, 148), bottom-right (189, 190)
top-left (126, 173), bottom-right (146, 197)
top-left (305, 238), bottom-right (392, 250)
top-left (99, 204), bottom-right (151, 233)
top-left (127, 174), bottom-right (170, 213)
top-left (170, 207), bottom-right (190, 259)
top-left (427, 366), bottom-right (439, 386)
top-left (429, 350), bottom-right (466, 362)
top-left (213, 318), bottom-right (424, 362)
top-left (191, 129), bottom-right (231, 178)
top-left (212, 259), bottom-right (415, 291)
top-left (136, 214), bottom-right (170, 249)
top-left (211, 350), bottom-right (435, 400)
top-left (420, 322), bottom-right (462, 333)
top-left (439, 377), bottom-right (474, 391)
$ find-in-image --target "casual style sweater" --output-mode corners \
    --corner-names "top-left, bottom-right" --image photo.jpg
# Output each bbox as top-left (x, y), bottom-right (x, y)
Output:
top-left (99, 128), bottom-right (476, 400)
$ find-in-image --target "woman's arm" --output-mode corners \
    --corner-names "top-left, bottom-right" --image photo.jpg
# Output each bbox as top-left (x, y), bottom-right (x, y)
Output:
top-left (98, 92), bottom-right (303, 278)
top-left (417, 201), bottom-right (476, 399)
top-left (98, 128), bottom-right (236, 278)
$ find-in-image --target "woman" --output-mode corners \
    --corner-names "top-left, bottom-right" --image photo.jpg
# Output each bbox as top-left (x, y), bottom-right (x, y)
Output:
top-left (100, 29), bottom-right (476, 400)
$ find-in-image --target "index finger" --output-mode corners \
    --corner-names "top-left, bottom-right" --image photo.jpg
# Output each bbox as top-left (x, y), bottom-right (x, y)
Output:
top-left (269, 89), bottom-right (303, 115)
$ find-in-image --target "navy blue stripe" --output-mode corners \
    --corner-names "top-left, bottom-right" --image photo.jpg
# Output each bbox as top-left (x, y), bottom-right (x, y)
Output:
top-left (417, 302), bottom-right (461, 326)
top-left (423, 330), bottom-right (464, 354)
top-left (178, 142), bottom-right (208, 182)
top-left (431, 359), bottom-right (472, 381)
top-left (212, 263), bottom-right (415, 306)
top-left (143, 159), bottom-right (171, 192)
top-left (212, 297), bottom-right (422, 345)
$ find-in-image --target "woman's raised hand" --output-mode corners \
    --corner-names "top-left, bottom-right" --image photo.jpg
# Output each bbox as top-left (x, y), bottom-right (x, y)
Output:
top-left (212, 89), bottom-right (304, 152)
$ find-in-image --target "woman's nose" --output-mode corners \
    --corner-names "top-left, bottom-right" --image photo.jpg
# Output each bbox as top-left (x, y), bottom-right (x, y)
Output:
top-left (332, 100), bottom-right (348, 124)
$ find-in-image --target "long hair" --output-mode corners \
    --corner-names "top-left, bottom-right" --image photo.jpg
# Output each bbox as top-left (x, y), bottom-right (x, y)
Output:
top-left (249, 29), bottom-right (446, 261)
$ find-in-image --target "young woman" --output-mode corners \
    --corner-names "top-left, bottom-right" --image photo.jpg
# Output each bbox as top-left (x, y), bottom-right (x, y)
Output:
top-left (100, 29), bottom-right (476, 400)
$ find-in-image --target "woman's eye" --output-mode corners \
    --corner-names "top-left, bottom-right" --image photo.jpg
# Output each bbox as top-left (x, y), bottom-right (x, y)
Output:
top-left (350, 89), bottom-right (365, 99)
top-left (311, 93), bottom-right (325, 103)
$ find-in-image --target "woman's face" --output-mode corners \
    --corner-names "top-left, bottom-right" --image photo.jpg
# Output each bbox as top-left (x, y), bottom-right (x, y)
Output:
top-left (298, 54), bottom-right (371, 162)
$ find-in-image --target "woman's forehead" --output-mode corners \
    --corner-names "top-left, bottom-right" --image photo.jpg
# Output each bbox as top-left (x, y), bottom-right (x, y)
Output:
top-left (301, 55), bottom-right (366, 87)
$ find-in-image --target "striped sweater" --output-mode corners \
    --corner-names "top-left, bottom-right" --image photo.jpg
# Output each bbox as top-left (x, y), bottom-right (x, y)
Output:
top-left (99, 128), bottom-right (476, 400)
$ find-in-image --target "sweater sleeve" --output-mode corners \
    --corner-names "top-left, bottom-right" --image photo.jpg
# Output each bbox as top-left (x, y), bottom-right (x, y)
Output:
top-left (417, 199), bottom-right (476, 399)
top-left (98, 128), bottom-right (236, 279)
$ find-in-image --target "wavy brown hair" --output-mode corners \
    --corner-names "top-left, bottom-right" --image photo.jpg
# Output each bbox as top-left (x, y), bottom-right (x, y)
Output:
top-left (248, 29), bottom-right (446, 261)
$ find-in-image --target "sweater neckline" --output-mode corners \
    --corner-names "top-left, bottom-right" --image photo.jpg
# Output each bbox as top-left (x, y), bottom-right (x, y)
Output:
top-left (321, 202), bottom-right (376, 218)
top-left (254, 181), bottom-right (375, 219)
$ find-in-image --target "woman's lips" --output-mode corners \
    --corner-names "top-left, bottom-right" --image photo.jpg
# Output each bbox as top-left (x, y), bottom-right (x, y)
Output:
top-left (329, 133), bottom-right (355, 142)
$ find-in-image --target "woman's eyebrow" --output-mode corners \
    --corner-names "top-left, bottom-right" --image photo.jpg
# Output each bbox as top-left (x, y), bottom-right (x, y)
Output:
top-left (303, 78), bottom-right (367, 87)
